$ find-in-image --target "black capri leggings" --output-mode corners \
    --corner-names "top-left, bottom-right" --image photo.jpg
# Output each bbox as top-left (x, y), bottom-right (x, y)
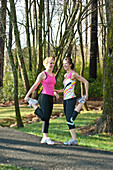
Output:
top-left (63, 97), bottom-right (77, 130)
top-left (35, 93), bottom-right (53, 133)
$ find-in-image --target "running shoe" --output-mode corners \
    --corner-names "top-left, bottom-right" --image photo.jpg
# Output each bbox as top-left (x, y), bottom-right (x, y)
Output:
top-left (64, 139), bottom-right (78, 146)
top-left (77, 95), bottom-right (86, 104)
top-left (28, 98), bottom-right (38, 107)
top-left (41, 137), bottom-right (55, 145)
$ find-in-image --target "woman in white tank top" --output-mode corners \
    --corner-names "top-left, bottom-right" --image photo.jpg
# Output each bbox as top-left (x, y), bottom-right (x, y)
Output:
top-left (56, 57), bottom-right (89, 146)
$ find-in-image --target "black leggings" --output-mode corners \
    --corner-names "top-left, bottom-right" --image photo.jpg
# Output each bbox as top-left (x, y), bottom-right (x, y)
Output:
top-left (63, 97), bottom-right (77, 130)
top-left (35, 93), bottom-right (53, 133)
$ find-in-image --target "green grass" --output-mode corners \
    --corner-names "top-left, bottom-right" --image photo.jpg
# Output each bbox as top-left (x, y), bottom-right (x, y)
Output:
top-left (0, 164), bottom-right (31, 170)
top-left (0, 104), bottom-right (63, 119)
top-left (18, 110), bottom-right (113, 151)
top-left (0, 104), bottom-right (113, 152)
top-left (0, 106), bottom-right (36, 127)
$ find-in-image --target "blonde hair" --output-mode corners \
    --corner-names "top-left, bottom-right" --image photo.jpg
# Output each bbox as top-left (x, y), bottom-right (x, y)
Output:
top-left (43, 57), bottom-right (55, 68)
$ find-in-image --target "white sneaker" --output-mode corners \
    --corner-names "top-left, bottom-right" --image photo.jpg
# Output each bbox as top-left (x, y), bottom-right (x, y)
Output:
top-left (77, 95), bottom-right (86, 104)
top-left (41, 137), bottom-right (54, 145)
top-left (28, 98), bottom-right (38, 107)
top-left (64, 139), bottom-right (78, 146)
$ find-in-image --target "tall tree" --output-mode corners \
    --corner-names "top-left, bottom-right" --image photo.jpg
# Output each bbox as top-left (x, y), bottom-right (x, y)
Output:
top-left (9, 0), bottom-right (30, 93)
top-left (32, 0), bottom-right (43, 99)
top-left (25, 0), bottom-right (32, 71)
top-left (47, 0), bottom-right (50, 57)
top-left (77, 1), bottom-right (85, 97)
top-left (37, 0), bottom-right (43, 74)
top-left (98, 0), bottom-right (106, 72)
top-left (7, 14), bottom-right (23, 128)
top-left (85, 0), bottom-right (88, 64)
top-left (95, 0), bottom-right (113, 133)
top-left (89, 0), bottom-right (98, 80)
top-left (29, 0), bottom-right (37, 77)
top-left (33, 0), bottom-right (38, 73)
top-left (42, 0), bottom-right (46, 59)
top-left (0, 0), bottom-right (7, 87)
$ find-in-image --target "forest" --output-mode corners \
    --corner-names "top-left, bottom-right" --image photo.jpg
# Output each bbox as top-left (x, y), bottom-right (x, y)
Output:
top-left (0, 0), bottom-right (113, 133)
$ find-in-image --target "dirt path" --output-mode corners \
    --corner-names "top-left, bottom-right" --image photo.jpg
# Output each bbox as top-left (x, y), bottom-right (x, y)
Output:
top-left (0, 126), bottom-right (113, 170)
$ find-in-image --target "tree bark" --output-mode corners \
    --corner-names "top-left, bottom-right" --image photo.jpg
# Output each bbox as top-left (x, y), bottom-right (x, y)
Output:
top-left (25, 0), bottom-right (32, 71)
top-left (9, 0), bottom-right (30, 93)
top-left (0, 0), bottom-right (7, 87)
top-left (29, 0), bottom-right (37, 78)
top-left (37, 0), bottom-right (43, 73)
top-left (85, 0), bottom-right (88, 64)
top-left (77, 2), bottom-right (84, 95)
top-left (42, 0), bottom-right (46, 59)
top-left (95, 0), bottom-right (113, 134)
top-left (89, 0), bottom-right (98, 80)
top-left (47, 0), bottom-right (50, 57)
top-left (7, 16), bottom-right (23, 128)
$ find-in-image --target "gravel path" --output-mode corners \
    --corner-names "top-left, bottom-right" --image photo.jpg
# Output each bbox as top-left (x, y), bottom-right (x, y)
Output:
top-left (0, 126), bottom-right (113, 170)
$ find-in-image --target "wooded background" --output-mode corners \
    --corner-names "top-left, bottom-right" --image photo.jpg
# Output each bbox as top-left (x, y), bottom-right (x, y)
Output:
top-left (0, 0), bottom-right (113, 133)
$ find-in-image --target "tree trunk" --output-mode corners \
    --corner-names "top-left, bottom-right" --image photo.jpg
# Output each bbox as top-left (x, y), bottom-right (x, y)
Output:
top-left (77, 1), bottom-right (88, 111)
top-left (29, 0), bottom-right (37, 78)
top-left (77, 2), bottom-right (84, 95)
top-left (95, 0), bottom-right (113, 134)
top-left (7, 17), bottom-right (23, 128)
top-left (0, 0), bottom-right (7, 87)
top-left (85, 0), bottom-right (88, 65)
top-left (37, 0), bottom-right (43, 72)
top-left (33, 0), bottom-right (43, 99)
top-left (25, 0), bottom-right (32, 71)
top-left (98, 0), bottom-right (106, 73)
top-left (89, 0), bottom-right (98, 80)
top-left (42, 0), bottom-right (46, 59)
top-left (9, 0), bottom-right (30, 93)
top-left (47, 0), bottom-right (50, 57)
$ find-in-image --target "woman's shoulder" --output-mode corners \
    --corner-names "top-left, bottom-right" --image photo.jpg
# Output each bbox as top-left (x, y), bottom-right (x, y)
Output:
top-left (71, 70), bottom-right (78, 80)
top-left (72, 70), bottom-right (80, 75)
top-left (38, 71), bottom-right (46, 80)
top-left (64, 73), bottom-right (67, 78)
top-left (39, 71), bottom-right (45, 76)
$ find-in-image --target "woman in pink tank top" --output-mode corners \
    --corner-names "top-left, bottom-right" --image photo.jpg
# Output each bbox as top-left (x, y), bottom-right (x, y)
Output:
top-left (24, 57), bottom-right (59, 145)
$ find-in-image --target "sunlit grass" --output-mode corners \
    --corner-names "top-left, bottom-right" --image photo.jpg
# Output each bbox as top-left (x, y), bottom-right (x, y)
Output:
top-left (0, 164), bottom-right (31, 170)
top-left (0, 104), bottom-right (64, 119)
top-left (18, 109), bottom-right (113, 151)
top-left (0, 104), bottom-right (113, 151)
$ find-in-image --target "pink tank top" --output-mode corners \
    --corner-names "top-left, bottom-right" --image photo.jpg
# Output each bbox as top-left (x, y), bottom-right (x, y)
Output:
top-left (41, 71), bottom-right (56, 96)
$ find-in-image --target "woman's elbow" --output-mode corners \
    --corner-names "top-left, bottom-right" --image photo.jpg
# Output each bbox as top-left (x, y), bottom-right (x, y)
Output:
top-left (86, 80), bottom-right (89, 87)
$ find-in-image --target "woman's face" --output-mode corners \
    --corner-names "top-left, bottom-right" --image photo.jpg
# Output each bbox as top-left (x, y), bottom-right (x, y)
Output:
top-left (63, 60), bottom-right (71, 71)
top-left (46, 59), bottom-right (55, 70)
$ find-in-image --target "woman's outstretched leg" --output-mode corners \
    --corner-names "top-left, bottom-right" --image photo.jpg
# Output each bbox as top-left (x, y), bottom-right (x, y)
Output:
top-left (72, 95), bottom-right (86, 121)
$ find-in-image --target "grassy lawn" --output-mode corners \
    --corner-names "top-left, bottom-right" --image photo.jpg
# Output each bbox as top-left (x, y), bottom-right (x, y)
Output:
top-left (0, 164), bottom-right (31, 170)
top-left (0, 104), bottom-right (113, 152)
top-left (0, 106), bottom-right (37, 127)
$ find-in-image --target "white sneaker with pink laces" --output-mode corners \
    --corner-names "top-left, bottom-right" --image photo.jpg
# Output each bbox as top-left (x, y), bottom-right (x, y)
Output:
top-left (41, 137), bottom-right (54, 145)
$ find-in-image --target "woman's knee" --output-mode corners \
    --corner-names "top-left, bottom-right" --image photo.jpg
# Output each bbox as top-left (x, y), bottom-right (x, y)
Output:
top-left (68, 123), bottom-right (75, 129)
top-left (66, 117), bottom-right (75, 129)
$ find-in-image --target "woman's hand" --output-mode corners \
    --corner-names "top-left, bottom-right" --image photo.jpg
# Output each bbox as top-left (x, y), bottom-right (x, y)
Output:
top-left (54, 89), bottom-right (64, 93)
top-left (85, 95), bottom-right (88, 101)
top-left (54, 92), bottom-right (59, 99)
top-left (54, 90), bottom-right (59, 93)
top-left (24, 96), bottom-right (30, 101)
